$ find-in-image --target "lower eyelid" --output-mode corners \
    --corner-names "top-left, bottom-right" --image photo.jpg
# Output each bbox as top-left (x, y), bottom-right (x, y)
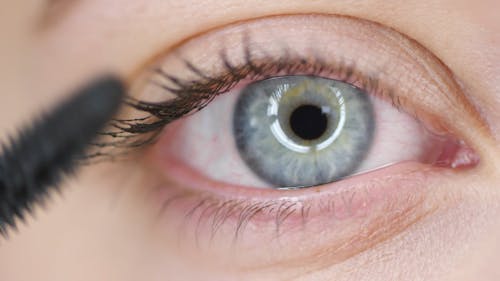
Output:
top-left (148, 133), bottom-right (446, 270)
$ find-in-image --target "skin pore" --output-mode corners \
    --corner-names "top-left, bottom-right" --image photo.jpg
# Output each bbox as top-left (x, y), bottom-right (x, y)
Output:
top-left (0, 1), bottom-right (499, 281)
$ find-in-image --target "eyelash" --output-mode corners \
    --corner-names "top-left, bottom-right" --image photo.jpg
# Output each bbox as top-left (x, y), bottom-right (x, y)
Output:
top-left (90, 41), bottom-right (408, 160)
top-left (87, 35), bottom-right (460, 236)
top-left (156, 165), bottom-right (433, 243)
top-left (163, 190), bottom-right (311, 242)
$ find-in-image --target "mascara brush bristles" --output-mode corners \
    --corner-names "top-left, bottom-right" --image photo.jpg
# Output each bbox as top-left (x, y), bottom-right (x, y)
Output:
top-left (0, 76), bottom-right (124, 236)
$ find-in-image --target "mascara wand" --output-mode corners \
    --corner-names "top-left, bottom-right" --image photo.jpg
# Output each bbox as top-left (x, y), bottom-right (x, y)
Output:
top-left (0, 76), bottom-right (125, 236)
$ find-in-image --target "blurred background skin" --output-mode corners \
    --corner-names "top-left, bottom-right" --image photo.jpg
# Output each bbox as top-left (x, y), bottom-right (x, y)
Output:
top-left (0, 1), bottom-right (499, 280)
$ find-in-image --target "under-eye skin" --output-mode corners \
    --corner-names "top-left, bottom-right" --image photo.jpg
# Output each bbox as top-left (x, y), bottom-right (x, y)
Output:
top-left (102, 14), bottom-right (486, 270)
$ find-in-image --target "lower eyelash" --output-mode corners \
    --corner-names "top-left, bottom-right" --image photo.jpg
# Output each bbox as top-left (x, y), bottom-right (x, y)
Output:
top-left (160, 190), bottom-right (312, 243)
top-left (154, 162), bottom-right (436, 248)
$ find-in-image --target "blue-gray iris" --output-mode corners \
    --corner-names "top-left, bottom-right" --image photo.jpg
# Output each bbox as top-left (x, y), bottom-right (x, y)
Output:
top-left (233, 76), bottom-right (374, 188)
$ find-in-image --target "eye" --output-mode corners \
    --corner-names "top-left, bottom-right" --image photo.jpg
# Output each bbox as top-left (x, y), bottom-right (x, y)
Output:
top-left (127, 15), bottom-right (480, 190)
top-left (167, 74), bottom-right (441, 189)
top-left (233, 76), bottom-right (375, 188)
top-left (109, 14), bottom-right (485, 268)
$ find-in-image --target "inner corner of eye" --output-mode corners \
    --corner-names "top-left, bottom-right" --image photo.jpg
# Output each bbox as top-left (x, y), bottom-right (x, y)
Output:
top-left (429, 137), bottom-right (480, 170)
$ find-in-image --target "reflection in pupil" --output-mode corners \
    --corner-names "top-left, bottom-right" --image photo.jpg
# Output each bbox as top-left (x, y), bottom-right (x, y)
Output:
top-left (289, 104), bottom-right (328, 140)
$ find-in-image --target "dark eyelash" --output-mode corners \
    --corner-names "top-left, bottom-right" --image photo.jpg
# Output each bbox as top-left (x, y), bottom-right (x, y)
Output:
top-left (87, 44), bottom-right (397, 160)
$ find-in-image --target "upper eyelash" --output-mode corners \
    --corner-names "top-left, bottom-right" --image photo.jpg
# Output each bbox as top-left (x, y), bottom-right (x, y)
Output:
top-left (88, 43), bottom-right (401, 160)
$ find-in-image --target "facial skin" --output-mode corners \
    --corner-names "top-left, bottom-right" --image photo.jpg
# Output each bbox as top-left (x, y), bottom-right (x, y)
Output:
top-left (0, 1), bottom-right (499, 280)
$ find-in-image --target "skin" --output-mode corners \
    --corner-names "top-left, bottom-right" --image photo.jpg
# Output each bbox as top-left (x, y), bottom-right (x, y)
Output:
top-left (0, 1), bottom-right (499, 280)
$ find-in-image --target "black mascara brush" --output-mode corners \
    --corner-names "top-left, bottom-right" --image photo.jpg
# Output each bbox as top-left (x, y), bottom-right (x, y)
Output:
top-left (0, 76), bottom-right (125, 236)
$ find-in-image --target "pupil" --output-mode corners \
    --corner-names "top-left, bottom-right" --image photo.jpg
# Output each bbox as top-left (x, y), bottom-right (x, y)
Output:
top-left (289, 104), bottom-right (328, 140)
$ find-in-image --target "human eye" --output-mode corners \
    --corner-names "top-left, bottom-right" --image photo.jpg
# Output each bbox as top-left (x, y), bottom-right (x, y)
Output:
top-left (97, 14), bottom-right (486, 270)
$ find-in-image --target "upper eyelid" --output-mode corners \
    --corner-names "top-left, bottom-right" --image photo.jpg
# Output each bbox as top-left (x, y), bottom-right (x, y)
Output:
top-left (92, 14), bottom-right (489, 160)
top-left (147, 16), bottom-right (482, 122)
top-left (121, 54), bottom-right (381, 141)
